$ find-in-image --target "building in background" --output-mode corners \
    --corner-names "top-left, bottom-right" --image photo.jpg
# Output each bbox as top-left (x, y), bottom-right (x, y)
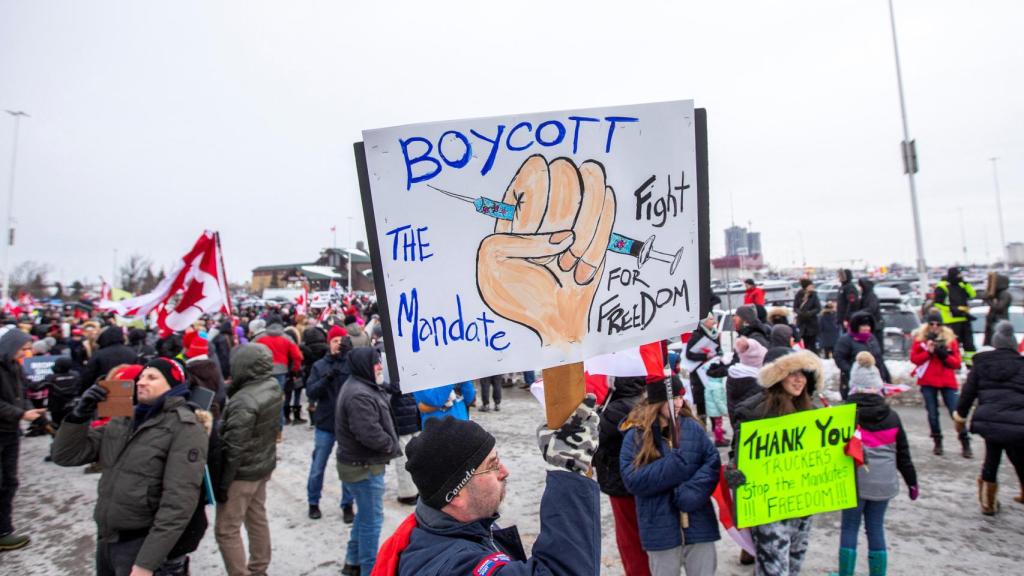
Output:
top-left (724, 224), bottom-right (764, 258)
top-left (251, 243), bottom-right (373, 295)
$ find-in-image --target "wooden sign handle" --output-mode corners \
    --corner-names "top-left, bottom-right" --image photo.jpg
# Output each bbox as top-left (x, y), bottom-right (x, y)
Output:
top-left (542, 362), bottom-right (585, 429)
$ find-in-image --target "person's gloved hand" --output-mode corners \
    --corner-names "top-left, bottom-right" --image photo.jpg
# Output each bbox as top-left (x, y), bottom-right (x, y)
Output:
top-left (724, 466), bottom-right (747, 490)
top-left (536, 394), bottom-right (599, 475)
top-left (909, 484), bottom-right (919, 501)
top-left (67, 384), bottom-right (108, 423)
top-left (954, 418), bottom-right (966, 434)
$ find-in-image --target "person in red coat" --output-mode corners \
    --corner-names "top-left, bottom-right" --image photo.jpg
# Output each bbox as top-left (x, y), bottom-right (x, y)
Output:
top-left (254, 322), bottom-right (303, 431)
top-left (743, 279), bottom-right (767, 323)
top-left (911, 312), bottom-right (971, 458)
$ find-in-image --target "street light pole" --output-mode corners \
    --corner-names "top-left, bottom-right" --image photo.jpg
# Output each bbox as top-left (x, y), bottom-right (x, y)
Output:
top-left (886, 0), bottom-right (929, 298)
top-left (3, 110), bottom-right (29, 305)
top-left (989, 157), bottom-right (1008, 270)
top-left (346, 216), bottom-right (353, 293)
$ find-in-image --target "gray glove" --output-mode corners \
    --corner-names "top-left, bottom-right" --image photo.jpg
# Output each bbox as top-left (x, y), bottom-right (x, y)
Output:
top-left (724, 466), bottom-right (747, 490)
top-left (536, 394), bottom-right (599, 475)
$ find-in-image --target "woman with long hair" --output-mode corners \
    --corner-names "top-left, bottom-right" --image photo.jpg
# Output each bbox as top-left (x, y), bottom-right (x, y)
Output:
top-left (731, 347), bottom-right (823, 576)
top-left (620, 376), bottom-right (721, 575)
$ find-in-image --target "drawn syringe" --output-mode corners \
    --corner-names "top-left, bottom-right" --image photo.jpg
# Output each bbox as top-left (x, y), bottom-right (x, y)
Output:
top-left (428, 185), bottom-right (685, 275)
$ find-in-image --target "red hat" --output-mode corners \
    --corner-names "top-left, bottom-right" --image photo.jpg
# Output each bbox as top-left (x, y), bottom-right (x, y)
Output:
top-left (113, 364), bottom-right (144, 381)
top-left (185, 336), bottom-right (209, 359)
top-left (328, 325), bottom-right (347, 341)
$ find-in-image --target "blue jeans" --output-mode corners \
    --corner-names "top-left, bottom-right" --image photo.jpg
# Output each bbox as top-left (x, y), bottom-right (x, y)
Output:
top-left (920, 386), bottom-right (968, 439)
top-left (274, 374), bottom-right (287, 427)
top-left (345, 471), bottom-right (385, 572)
top-left (840, 498), bottom-right (889, 551)
top-left (306, 428), bottom-right (354, 507)
top-left (523, 370), bottom-right (536, 385)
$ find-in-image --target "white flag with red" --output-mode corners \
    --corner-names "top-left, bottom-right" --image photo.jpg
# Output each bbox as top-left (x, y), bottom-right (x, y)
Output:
top-left (295, 283), bottom-right (309, 316)
top-left (107, 231), bottom-right (231, 332)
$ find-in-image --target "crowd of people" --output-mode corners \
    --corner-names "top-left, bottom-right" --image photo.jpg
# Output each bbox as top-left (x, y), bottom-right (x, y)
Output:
top-left (0, 268), bottom-right (1021, 576)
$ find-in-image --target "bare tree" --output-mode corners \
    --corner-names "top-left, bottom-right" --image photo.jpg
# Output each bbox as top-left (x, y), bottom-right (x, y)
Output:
top-left (119, 253), bottom-right (153, 293)
top-left (10, 261), bottom-right (51, 298)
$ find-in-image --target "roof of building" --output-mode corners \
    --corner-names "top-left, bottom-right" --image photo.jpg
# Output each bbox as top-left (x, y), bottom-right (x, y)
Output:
top-left (252, 262), bottom-right (312, 273)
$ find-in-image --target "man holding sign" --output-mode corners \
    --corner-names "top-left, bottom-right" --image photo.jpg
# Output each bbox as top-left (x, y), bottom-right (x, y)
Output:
top-left (729, 347), bottom-right (855, 576)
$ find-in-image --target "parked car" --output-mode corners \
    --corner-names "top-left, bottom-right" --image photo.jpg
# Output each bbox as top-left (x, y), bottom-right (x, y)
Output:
top-left (970, 305), bottom-right (1024, 350)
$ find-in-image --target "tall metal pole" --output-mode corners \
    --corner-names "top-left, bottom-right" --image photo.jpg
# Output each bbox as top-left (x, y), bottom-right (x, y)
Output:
top-left (3, 110), bottom-right (29, 305)
top-left (989, 157), bottom-right (1008, 270)
top-left (886, 0), bottom-right (929, 298)
top-left (346, 216), bottom-right (353, 293)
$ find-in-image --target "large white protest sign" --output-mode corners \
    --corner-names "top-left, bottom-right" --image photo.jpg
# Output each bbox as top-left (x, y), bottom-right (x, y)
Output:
top-left (359, 100), bottom-right (703, 392)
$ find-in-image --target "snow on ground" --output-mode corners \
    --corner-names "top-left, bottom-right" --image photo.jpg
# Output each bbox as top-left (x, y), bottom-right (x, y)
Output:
top-left (5, 365), bottom-right (1024, 575)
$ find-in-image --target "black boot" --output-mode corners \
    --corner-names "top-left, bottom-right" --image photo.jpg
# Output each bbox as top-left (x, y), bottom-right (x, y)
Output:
top-left (283, 408), bottom-right (292, 425)
top-left (308, 504), bottom-right (322, 520)
top-left (342, 504), bottom-right (354, 524)
top-left (292, 406), bottom-right (307, 425)
top-left (932, 434), bottom-right (943, 456)
top-left (961, 436), bottom-right (973, 459)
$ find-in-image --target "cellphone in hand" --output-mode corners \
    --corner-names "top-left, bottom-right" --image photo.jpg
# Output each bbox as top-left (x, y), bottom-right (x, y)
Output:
top-left (97, 379), bottom-right (135, 418)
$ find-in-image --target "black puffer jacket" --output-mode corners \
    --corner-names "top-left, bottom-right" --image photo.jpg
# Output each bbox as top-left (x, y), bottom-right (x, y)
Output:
top-left (837, 269), bottom-right (861, 326)
top-left (301, 326), bottom-right (329, 379)
top-left (593, 377), bottom-right (645, 497)
top-left (220, 345), bottom-right (284, 485)
top-left (834, 312), bottom-right (891, 382)
top-left (387, 381), bottom-right (421, 437)
top-left (80, 327), bottom-right (138, 392)
top-left (957, 348), bottom-right (1024, 444)
top-left (335, 348), bottom-right (400, 466)
top-left (793, 289), bottom-right (822, 337)
top-left (858, 279), bottom-right (883, 332)
top-left (211, 321), bottom-right (234, 380)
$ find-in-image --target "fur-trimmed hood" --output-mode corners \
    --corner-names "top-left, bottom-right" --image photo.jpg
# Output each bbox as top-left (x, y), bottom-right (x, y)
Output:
top-left (758, 348), bottom-right (823, 390)
top-left (913, 324), bottom-right (956, 343)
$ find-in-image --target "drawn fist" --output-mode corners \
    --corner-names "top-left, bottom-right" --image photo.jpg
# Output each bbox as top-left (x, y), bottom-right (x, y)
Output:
top-left (477, 155), bottom-right (616, 346)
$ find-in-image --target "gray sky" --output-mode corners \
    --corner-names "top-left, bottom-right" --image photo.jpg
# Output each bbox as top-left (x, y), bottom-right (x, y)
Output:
top-left (1, 0), bottom-right (1021, 287)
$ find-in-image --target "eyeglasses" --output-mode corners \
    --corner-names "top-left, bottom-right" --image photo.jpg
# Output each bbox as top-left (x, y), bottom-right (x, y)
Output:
top-left (470, 456), bottom-right (503, 477)
top-left (928, 322), bottom-right (940, 327)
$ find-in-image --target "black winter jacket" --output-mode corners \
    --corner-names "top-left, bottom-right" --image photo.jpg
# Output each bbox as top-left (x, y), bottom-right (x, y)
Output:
top-left (593, 377), bottom-right (645, 497)
top-left (301, 327), bottom-right (329, 379)
top-left (306, 352), bottom-right (350, 433)
top-left (858, 279), bottom-right (883, 332)
top-left (81, 327), bottom-right (139, 392)
top-left (738, 323), bottom-right (771, 349)
top-left (793, 289), bottom-right (822, 337)
top-left (211, 321), bottom-right (234, 380)
top-left (957, 348), bottom-right (1024, 445)
top-left (335, 348), bottom-right (400, 466)
top-left (837, 270), bottom-right (861, 325)
top-left (0, 329), bottom-right (31, 436)
top-left (835, 312), bottom-right (892, 382)
top-left (387, 381), bottom-right (421, 437)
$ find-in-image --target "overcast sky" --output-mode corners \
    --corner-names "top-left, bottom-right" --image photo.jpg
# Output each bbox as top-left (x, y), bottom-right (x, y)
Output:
top-left (1, 0), bottom-right (1021, 287)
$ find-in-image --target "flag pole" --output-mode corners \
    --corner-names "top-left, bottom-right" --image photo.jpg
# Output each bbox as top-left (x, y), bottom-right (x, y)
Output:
top-left (215, 231), bottom-right (234, 316)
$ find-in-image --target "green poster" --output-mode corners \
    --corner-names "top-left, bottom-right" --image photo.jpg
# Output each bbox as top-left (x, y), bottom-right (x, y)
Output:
top-left (735, 404), bottom-right (858, 528)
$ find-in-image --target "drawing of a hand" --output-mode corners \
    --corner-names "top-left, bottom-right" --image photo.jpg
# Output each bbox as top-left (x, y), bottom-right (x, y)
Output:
top-left (477, 154), bottom-right (616, 346)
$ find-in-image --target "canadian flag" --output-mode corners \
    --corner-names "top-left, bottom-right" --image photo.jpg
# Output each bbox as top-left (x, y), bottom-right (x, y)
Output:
top-left (99, 277), bottom-right (112, 301)
top-left (107, 231), bottom-right (231, 332)
top-left (583, 341), bottom-right (665, 380)
top-left (712, 467), bottom-right (756, 555)
top-left (294, 283), bottom-right (309, 316)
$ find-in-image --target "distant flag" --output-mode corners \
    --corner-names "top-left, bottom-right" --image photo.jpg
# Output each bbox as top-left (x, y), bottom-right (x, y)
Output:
top-left (294, 282), bottom-right (309, 316)
top-left (99, 277), bottom-right (112, 302)
top-left (107, 231), bottom-right (231, 332)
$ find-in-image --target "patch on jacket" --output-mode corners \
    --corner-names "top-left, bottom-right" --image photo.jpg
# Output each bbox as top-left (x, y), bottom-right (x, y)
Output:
top-left (188, 448), bottom-right (199, 462)
top-left (473, 552), bottom-right (510, 575)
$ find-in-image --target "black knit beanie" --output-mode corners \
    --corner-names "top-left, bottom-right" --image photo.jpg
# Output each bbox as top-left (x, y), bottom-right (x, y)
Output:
top-left (645, 375), bottom-right (684, 404)
top-left (405, 416), bottom-right (496, 510)
top-left (145, 357), bottom-right (186, 387)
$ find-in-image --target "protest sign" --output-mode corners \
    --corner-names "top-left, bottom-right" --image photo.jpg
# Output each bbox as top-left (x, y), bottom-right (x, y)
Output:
top-left (356, 101), bottom-right (710, 392)
top-left (23, 355), bottom-right (60, 385)
top-left (735, 404), bottom-right (858, 528)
